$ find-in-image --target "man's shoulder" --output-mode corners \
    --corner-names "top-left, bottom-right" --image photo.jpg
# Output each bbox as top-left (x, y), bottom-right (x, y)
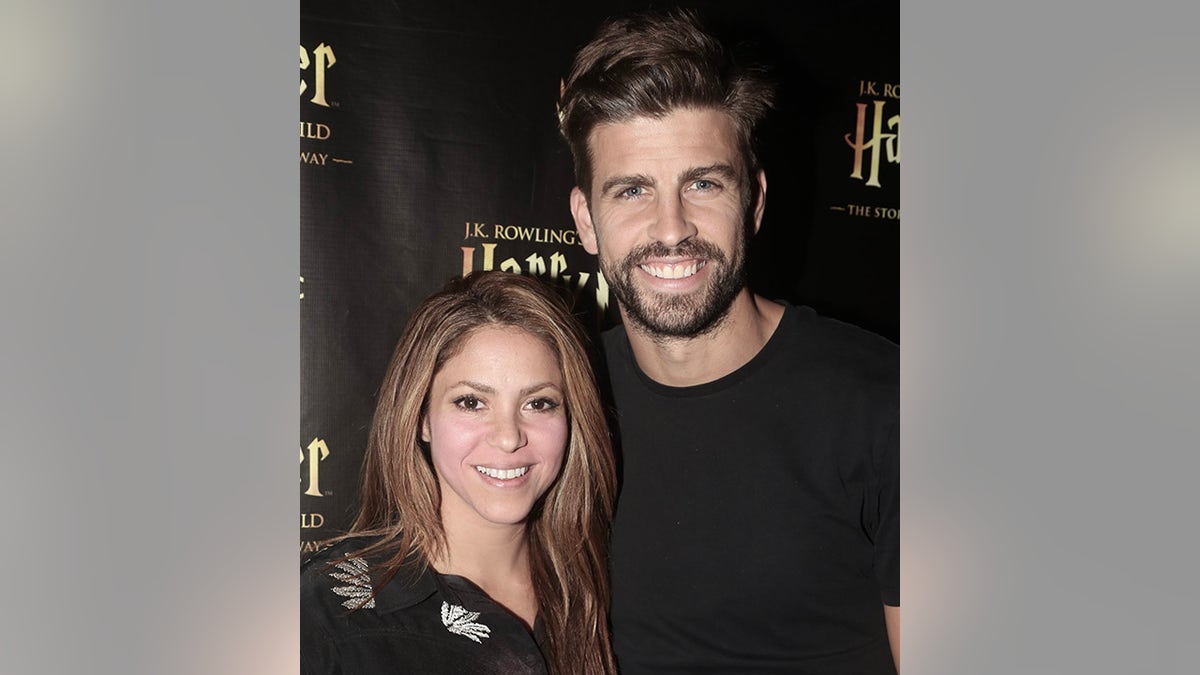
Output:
top-left (769, 304), bottom-right (898, 394)
top-left (598, 305), bottom-right (897, 383)
top-left (783, 303), bottom-right (896, 357)
top-left (782, 302), bottom-right (894, 345)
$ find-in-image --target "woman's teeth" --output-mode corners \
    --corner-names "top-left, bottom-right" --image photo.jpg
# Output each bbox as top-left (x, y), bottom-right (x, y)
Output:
top-left (475, 466), bottom-right (528, 480)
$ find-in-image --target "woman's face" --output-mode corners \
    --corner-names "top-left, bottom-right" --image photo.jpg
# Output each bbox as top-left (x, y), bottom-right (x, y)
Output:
top-left (422, 325), bottom-right (568, 530)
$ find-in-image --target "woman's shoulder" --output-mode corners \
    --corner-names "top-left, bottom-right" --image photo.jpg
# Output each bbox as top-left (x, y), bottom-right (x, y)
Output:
top-left (301, 536), bottom-right (437, 619)
top-left (302, 536), bottom-right (373, 572)
top-left (301, 537), bottom-right (384, 617)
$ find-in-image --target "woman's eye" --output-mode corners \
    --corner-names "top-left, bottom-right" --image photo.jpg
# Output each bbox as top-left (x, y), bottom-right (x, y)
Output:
top-left (526, 398), bottom-right (560, 412)
top-left (453, 395), bottom-right (481, 411)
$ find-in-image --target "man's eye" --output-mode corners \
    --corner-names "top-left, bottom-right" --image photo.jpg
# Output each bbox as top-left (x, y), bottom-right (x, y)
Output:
top-left (621, 186), bottom-right (644, 198)
top-left (693, 179), bottom-right (715, 191)
top-left (453, 395), bottom-right (481, 411)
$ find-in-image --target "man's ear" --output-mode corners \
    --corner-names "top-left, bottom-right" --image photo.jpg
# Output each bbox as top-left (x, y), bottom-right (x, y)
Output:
top-left (751, 169), bottom-right (767, 235)
top-left (570, 187), bottom-right (599, 255)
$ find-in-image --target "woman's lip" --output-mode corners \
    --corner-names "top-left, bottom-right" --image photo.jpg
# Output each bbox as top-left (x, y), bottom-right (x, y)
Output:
top-left (474, 465), bottom-right (530, 481)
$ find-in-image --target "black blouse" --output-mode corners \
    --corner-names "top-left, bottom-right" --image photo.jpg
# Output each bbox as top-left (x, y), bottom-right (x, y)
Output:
top-left (301, 539), bottom-right (547, 675)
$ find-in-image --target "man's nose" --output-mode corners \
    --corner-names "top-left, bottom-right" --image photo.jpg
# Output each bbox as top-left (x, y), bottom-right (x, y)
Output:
top-left (647, 192), bottom-right (697, 247)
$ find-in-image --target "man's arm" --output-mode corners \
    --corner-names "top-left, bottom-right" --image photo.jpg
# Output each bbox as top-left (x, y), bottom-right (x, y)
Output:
top-left (884, 604), bottom-right (899, 672)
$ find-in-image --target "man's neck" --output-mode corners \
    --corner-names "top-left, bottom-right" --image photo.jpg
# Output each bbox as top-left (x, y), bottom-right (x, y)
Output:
top-left (622, 289), bottom-right (785, 387)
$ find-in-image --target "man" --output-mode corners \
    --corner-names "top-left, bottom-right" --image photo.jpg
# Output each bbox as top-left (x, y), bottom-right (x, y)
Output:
top-left (560, 10), bottom-right (899, 674)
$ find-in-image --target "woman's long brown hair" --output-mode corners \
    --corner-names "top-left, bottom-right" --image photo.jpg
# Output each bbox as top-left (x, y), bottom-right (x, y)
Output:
top-left (344, 271), bottom-right (617, 675)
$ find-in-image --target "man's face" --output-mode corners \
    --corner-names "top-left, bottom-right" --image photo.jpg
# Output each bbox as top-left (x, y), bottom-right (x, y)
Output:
top-left (570, 107), bottom-right (766, 339)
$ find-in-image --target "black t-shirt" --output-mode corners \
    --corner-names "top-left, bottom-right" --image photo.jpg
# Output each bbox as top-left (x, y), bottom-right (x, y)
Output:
top-left (301, 539), bottom-right (547, 675)
top-left (603, 304), bottom-right (899, 674)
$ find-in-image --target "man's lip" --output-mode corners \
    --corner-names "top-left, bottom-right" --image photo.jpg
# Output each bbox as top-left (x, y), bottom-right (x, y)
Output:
top-left (638, 259), bottom-right (707, 280)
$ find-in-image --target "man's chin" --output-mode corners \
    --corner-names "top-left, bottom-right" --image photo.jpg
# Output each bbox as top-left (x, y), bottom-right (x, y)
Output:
top-left (623, 293), bottom-right (728, 338)
top-left (606, 260), bottom-right (742, 337)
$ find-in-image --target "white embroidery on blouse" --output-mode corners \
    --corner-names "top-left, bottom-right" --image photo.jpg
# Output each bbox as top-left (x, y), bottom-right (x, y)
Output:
top-left (328, 556), bottom-right (376, 610)
top-left (441, 602), bottom-right (491, 643)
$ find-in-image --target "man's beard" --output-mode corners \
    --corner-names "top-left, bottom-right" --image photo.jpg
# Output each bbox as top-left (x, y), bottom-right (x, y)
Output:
top-left (601, 236), bottom-right (747, 340)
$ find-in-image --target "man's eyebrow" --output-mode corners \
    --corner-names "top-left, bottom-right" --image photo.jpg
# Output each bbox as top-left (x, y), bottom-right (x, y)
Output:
top-left (600, 174), bottom-right (655, 196)
top-left (680, 163), bottom-right (740, 184)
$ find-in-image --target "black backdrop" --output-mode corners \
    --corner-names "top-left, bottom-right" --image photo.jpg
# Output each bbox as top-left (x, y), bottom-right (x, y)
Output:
top-left (301, 0), bottom-right (899, 551)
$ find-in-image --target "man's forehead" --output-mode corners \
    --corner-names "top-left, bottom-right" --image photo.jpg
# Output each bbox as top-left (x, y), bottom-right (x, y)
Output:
top-left (586, 108), bottom-right (741, 168)
top-left (588, 107), bottom-right (737, 139)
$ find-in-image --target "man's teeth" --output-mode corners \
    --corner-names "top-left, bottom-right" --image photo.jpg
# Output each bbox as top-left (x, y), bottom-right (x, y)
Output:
top-left (641, 261), bottom-right (704, 279)
top-left (475, 466), bottom-right (529, 480)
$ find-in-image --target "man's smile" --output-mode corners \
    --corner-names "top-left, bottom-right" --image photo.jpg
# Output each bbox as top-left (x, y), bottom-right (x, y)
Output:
top-left (639, 260), bottom-right (707, 280)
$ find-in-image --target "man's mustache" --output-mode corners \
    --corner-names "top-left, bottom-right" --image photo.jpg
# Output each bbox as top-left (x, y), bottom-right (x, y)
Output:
top-left (620, 240), bottom-right (726, 268)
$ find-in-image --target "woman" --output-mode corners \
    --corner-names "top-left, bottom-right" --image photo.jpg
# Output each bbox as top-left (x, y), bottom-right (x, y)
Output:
top-left (301, 271), bottom-right (617, 675)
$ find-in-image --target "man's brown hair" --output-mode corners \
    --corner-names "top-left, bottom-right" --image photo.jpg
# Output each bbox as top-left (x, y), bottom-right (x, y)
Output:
top-left (559, 9), bottom-right (775, 196)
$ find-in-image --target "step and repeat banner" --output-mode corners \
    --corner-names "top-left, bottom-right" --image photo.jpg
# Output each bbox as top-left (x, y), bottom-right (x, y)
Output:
top-left (301, 0), bottom-right (898, 552)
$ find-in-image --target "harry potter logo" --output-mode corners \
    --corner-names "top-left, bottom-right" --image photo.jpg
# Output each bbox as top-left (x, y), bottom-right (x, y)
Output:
top-left (301, 437), bottom-right (330, 497)
top-left (460, 222), bottom-right (611, 314)
top-left (845, 98), bottom-right (899, 188)
top-left (300, 43), bottom-right (336, 107)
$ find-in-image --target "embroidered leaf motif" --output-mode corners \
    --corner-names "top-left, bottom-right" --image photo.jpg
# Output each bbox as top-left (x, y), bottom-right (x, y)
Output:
top-left (328, 556), bottom-right (375, 610)
top-left (441, 601), bottom-right (491, 643)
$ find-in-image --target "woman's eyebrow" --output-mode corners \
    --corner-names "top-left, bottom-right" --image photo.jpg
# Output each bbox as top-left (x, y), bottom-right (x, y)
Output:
top-left (448, 380), bottom-right (561, 397)
top-left (520, 382), bottom-right (562, 397)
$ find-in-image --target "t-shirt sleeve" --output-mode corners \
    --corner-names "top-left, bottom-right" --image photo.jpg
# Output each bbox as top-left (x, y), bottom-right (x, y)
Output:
top-left (874, 416), bottom-right (900, 606)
